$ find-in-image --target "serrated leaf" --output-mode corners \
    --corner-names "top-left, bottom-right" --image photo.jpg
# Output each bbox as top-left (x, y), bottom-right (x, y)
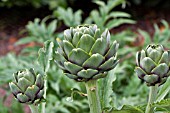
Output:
top-left (156, 77), bottom-right (170, 102)
top-left (98, 69), bottom-right (117, 110)
top-left (54, 7), bottom-right (82, 27)
top-left (38, 40), bottom-right (54, 73)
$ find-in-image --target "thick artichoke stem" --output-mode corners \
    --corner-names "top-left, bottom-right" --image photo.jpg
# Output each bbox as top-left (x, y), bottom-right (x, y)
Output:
top-left (85, 80), bottom-right (102, 113)
top-left (145, 85), bottom-right (158, 113)
top-left (29, 105), bottom-right (39, 113)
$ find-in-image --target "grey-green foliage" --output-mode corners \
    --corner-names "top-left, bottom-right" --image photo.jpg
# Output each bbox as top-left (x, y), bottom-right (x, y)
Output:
top-left (25, 18), bottom-right (57, 42)
top-left (38, 41), bottom-right (54, 74)
top-left (139, 20), bottom-right (170, 48)
top-left (15, 17), bottom-right (58, 55)
top-left (98, 68), bottom-right (117, 111)
top-left (46, 63), bottom-right (89, 113)
top-left (46, 94), bottom-right (89, 113)
top-left (99, 29), bottom-right (141, 109)
top-left (36, 41), bottom-right (89, 113)
top-left (16, 18), bottom-right (57, 45)
top-left (53, 7), bottom-right (82, 27)
top-left (156, 77), bottom-right (170, 102)
top-left (85, 0), bottom-right (135, 30)
top-left (0, 53), bottom-right (37, 84)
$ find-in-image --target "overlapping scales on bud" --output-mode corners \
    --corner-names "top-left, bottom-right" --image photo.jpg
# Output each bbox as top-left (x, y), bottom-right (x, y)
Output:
top-left (9, 68), bottom-right (44, 104)
top-left (135, 44), bottom-right (170, 86)
top-left (55, 24), bottom-right (119, 82)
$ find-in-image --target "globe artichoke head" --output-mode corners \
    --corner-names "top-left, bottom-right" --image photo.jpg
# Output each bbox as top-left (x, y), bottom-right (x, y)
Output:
top-left (55, 24), bottom-right (119, 82)
top-left (9, 68), bottom-right (44, 104)
top-left (135, 44), bottom-right (170, 86)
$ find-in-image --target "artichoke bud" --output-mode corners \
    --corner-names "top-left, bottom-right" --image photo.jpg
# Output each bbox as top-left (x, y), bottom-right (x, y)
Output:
top-left (146, 45), bottom-right (164, 63)
top-left (9, 68), bottom-right (44, 105)
top-left (55, 24), bottom-right (119, 82)
top-left (135, 44), bottom-right (170, 86)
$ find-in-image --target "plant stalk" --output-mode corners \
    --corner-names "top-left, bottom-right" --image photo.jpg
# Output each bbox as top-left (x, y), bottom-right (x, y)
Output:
top-left (145, 85), bottom-right (158, 113)
top-left (29, 105), bottom-right (39, 113)
top-left (85, 80), bottom-right (102, 113)
top-left (42, 79), bottom-right (47, 113)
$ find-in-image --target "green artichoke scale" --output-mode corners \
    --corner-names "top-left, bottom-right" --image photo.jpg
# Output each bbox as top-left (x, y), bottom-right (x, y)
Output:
top-left (55, 24), bottom-right (119, 82)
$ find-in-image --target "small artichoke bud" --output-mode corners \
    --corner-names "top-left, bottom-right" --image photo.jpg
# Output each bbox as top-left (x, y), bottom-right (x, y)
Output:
top-left (9, 68), bottom-right (44, 104)
top-left (55, 24), bottom-right (119, 82)
top-left (135, 44), bottom-right (170, 86)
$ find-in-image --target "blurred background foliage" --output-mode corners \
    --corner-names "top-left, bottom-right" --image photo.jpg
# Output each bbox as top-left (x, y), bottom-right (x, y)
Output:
top-left (0, 0), bottom-right (170, 112)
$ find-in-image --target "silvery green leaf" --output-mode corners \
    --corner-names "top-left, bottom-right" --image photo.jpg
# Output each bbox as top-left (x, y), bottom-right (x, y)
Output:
top-left (38, 40), bottom-right (54, 73)
top-left (156, 78), bottom-right (170, 102)
top-left (98, 68), bottom-right (116, 110)
top-left (47, 20), bottom-right (57, 35)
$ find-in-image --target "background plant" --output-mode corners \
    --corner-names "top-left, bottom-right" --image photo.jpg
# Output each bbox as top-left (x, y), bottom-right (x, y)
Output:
top-left (53, 7), bottom-right (82, 27)
top-left (85, 0), bottom-right (135, 31)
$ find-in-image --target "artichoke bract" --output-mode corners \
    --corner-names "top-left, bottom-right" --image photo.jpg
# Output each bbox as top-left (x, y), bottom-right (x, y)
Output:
top-left (55, 24), bottom-right (119, 82)
top-left (9, 68), bottom-right (44, 104)
top-left (135, 44), bottom-right (170, 86)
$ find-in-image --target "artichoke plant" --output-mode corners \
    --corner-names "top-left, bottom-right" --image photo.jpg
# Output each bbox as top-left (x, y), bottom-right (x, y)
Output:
top-left (9, 68), bottom-right (44, 104)
top-left (55, 24), bottom-right (119, 82)
top-left (135, 44), bottom-right (170, 86)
